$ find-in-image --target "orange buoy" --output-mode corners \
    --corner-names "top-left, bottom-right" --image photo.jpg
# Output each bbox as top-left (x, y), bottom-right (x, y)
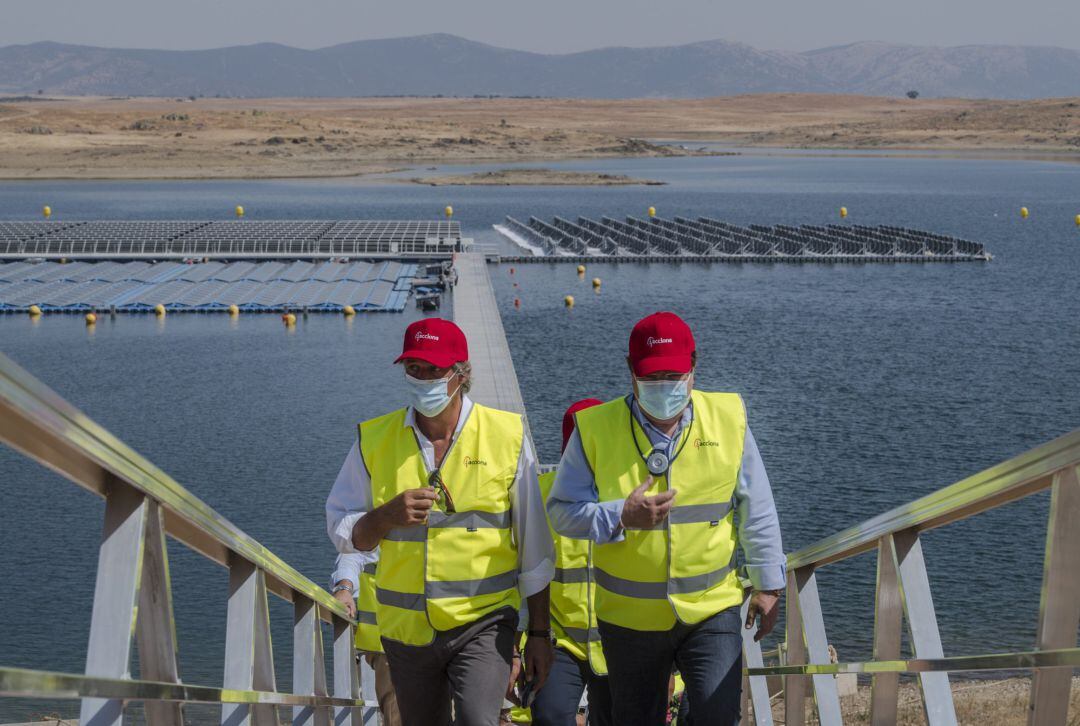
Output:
top-left (514, 298), bottom-right (521, 308)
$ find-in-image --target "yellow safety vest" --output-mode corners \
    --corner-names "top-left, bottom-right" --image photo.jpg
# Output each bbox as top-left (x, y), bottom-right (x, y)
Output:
top-left (539, 471), bottom-right (607, 676)
top-left (354, 563), bottom-right (382, 653)
top-left (576, 391), bottom-right (746, 631)
top-left (360, 403), bottom-right (524, 646)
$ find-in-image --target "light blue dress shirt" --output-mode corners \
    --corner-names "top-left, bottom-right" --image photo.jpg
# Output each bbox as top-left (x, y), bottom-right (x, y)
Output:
top-left (546, 394), bottom-right (787, 592)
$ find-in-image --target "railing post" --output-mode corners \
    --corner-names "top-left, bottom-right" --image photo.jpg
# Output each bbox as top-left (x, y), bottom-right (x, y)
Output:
top-left (784, 570), bottom-right (807, 726)
top-left (292, 597), bottom-right (330, 726)
top-left (223, 557), bottom-right (278, 726)
top-left (890, 530), bottom-right (956, 726)
top-left (793, 566), bottom-right (843, 725)
top-left (740, 597), bottom-right (775, 726)
top-left (80, 480), bottom-right (150, 726)
top-left (870, 535), bottom-right (902, 726)
top-left (135, 499), bottom-right (183, 726)
top-left (1028, 464), bottom-right (1080, 725)
top-left (333, 617), bottom-right (362, 726)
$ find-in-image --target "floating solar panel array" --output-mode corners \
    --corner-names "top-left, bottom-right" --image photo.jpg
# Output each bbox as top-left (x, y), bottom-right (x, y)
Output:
top-left (500, 216), bottom-right (989, 261)
top-left (0, 220), bottom-right (462, 258)
top-left (0, 260), bottom-right (419, 313)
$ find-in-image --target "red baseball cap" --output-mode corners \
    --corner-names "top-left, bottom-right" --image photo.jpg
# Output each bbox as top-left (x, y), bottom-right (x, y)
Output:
top-left (562, 398), bottom-right (603, 452)
top-left (628, 312), bottom-right (696, 376)
top-left (394, 318), bottom-right (469, 368)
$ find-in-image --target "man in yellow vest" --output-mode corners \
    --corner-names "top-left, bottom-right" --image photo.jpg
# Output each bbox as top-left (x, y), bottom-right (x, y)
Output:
top-left (546, 311), bottom-right (786, 726)
top-left (331, 553), bottom-right (401, 725)
top-left (326, 318), bottom-right (555, 726)
top-left (527, 398), bottom-right (613, 726)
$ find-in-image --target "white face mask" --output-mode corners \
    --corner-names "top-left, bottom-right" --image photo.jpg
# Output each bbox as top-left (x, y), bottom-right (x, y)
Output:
top-left (634, 373), bottom-right (693, 421)
top-left (405, 371), bottom-right (461, 417)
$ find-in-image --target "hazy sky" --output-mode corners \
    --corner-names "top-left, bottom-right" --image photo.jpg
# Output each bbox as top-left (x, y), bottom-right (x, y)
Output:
top-left (4, 0), bottom-right (1079, 52)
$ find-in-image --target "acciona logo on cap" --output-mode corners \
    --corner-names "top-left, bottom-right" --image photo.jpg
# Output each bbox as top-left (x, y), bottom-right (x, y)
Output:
top-left (646, 336), bottom-right (673, 347)
top-left (415, 332), bottom-right (440, 342)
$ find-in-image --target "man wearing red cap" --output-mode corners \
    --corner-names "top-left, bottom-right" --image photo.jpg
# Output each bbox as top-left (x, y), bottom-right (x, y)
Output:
top-left (326, 318), bottom-right (555, 726)
top-left (546, 312), bottom-right (786, 726)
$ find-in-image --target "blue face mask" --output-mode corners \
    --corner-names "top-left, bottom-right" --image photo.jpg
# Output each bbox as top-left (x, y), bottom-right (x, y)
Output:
top-left (635, 374), bottom-right (692, 421)
top-left (405, 372), bottom-right (461, 417)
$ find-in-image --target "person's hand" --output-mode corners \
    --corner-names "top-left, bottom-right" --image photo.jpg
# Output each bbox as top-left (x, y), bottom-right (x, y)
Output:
top-left (384, 487), bottom-right (438, 527)
top-left (333, 588), bottom-right (357, 619)
top-left (745, 590), bottom-right (781, 642)
top-left (522, 634), bottom-right (554, 693)
top-left (619, 476), bottom-right (677, 529)
top-left (505, 644), bottom-right (522, 704)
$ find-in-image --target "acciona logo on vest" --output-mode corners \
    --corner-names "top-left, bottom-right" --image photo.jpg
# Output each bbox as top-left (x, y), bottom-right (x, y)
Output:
top-left (694, 438), bottom-right (719, 448)
top-left (463, 456), bottom-right (487, 467)
top-left (415, 332), bottom-right (440, 342)
top-left (646, 336), bottom-right (673, 347)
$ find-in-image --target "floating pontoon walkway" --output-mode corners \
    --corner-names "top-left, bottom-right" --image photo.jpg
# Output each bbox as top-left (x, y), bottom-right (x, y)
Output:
top-left (0, 220), bottom-right (464, 260)
top-left (495, 215), bottom-right (990, 262)
top-left (452, 252), bottom-right (528, 419)
top-left (0, 259), bottom-right (418, 313)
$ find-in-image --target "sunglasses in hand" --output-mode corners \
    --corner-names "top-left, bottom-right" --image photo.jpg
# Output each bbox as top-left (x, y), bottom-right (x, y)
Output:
top-left (428, 470), bottom-right (456, 514)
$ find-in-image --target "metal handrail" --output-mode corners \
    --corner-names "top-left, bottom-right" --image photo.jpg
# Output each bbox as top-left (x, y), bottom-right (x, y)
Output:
top-left (0, 668), bottom-right (360, 708)
top-left (786, 428), bottom-right (1080, 570)
top-left (0, 350), bottom-right (367, 726)
top-left (743, 428), bottom-right (1080, 726)
top-left (0, 351), bottom-right (350, 615)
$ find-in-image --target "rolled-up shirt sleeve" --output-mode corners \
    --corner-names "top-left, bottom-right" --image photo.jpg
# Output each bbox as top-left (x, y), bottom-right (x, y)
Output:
top-left (325, 440), bottom-right (373, 554)
top-left (512, 433), bottom-right (555, 598)
top-left (736, 425), bottom-right (787, 591)
top-left (330, 551), bottom-right (378, 593)
top-left (546, 430), bottom-right (626, 544)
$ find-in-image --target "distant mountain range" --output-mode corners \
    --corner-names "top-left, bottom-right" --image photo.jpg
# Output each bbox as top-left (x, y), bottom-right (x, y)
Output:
top-left (2, 34), bottom-right (1079, 99)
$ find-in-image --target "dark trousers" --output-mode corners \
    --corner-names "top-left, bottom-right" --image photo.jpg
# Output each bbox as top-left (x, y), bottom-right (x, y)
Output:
top-left (382, 607), bottom-right (518, 726)
top-left (598, 607), bottom-right (743, 726)
top-left (529, 646), bottom-right (614, 726)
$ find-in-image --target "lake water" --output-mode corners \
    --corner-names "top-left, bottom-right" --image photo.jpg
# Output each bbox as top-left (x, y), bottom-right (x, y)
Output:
top-left (1, 152), bottom-right (1079, 721)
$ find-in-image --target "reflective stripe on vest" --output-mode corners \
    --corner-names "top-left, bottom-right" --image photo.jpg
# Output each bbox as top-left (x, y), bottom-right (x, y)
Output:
top-left (355, 563), bottom-right (382, 653)
top-left (575, 391), bottom-right (746, 631)
top-left (360, 403), bottom-right (524, 646)
top-left (539, 471), bottom-right (607, 675)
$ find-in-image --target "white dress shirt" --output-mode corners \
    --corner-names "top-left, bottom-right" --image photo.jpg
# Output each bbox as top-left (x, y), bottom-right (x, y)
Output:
top-left (326, 394), bottom-right (554, 599)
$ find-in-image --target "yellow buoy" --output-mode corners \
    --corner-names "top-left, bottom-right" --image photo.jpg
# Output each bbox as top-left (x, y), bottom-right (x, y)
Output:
top-left (283, 312), bottom-right (297, 325)
top-left (235, 205), bottom-right (245, 218)
top-left (564, 295), bottom-right (575, 308)
top-left (576, 264), bottom-right (586, 274)
top-left (1075, 214), bottom-right (1080, 226)
top-left (43, 206), bottom-right (52, 219)
top-left (154, 304), bottom-right (166, 316)
top-left (28, 305), bottom-right (42, 317)
top-left (592, 277), bottom-right (601, 288)
top-left (85, 312), bottom-right (97, 325)
top-left (444, 205), bottom-right (454, 219)
top-left (839, 206), bottom-right (848, 218)
top-left (1021, 207), bottom-right (1029, 219)
top-left (342, 305), bottom-right (356, 316)
top-left (648, 206), bottom-right (656, 218)
top-left (227, 304), bottom-right (239, 316)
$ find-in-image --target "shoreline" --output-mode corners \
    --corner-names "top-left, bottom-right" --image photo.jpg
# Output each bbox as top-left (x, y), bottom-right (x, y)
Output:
top-left (2, 94), bottom-right (1079, 181)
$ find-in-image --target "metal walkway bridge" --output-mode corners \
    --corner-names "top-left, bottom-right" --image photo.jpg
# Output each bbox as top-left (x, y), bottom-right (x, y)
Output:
top-left (1, 252), bottom-right (1077, 726)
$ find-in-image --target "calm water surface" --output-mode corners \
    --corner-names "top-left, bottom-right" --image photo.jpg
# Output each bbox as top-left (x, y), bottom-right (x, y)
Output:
top-left (1, 152), bottom-right (1078, 720)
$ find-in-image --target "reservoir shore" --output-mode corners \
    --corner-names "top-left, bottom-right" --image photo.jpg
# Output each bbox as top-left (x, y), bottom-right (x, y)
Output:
top-left (1, 94), bottom-right (1078, 180)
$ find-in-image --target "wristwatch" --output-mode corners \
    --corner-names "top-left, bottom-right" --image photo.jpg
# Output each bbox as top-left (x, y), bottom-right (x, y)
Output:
top-left (332, 583), bottom-right (355, 596)
top-left (527, 629), bottom-right (553, 640)
top-left (757, 589), bottom-right (783, 598)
